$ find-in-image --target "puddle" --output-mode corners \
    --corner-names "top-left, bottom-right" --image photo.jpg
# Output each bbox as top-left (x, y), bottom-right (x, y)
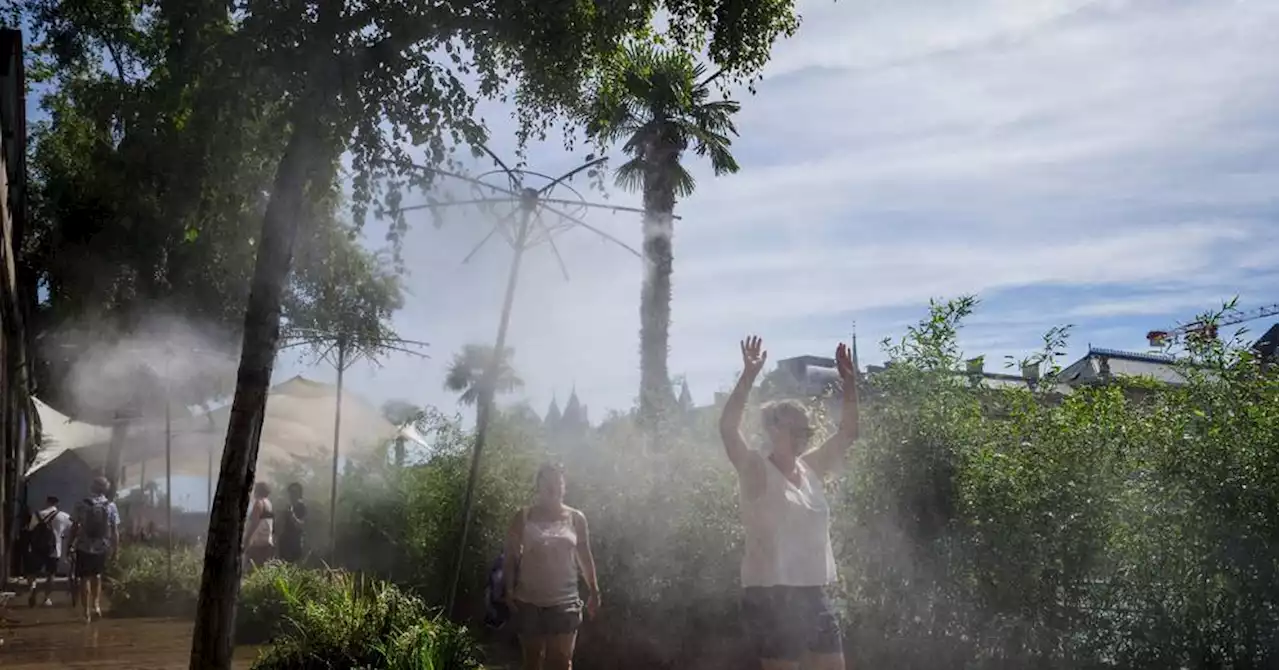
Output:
top-left (1, 591), bottom-right (260, 669)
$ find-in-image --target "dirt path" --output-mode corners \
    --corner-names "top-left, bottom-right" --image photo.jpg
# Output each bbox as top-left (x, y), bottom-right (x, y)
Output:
top-left (1, 591), bottom-right (259, 669)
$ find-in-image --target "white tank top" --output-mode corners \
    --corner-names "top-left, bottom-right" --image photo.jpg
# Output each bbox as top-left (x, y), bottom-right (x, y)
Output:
top-left (514, 507), bottom-right (581, 607)
top-left (739, 451), bottom-right (837, 587)
top-left (249, 499), bottom-right (274, 547)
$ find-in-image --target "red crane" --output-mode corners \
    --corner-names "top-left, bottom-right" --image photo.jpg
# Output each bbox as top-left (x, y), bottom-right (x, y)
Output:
top-left (1146, 303), bottom-right (1280, 347)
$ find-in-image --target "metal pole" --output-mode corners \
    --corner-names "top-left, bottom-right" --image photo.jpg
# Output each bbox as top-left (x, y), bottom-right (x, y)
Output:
top-left (447, 198), bottom-right (534, 617)
top-left (165, 378), bottom-right (173, 583)
top-left (329, 340), bottom-right (345, 559)
top-left (207, 446), bottom-right (213, 511)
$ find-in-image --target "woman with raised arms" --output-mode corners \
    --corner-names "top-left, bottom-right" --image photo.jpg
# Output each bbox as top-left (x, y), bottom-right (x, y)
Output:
top-left (720, 335), bottom-right (860, 670)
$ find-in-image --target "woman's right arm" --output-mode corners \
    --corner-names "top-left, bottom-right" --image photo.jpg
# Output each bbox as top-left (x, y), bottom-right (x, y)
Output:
top-left (501, 510), bottom-right (523, 607)
top-left (720, 336), bottom-right (767, 490)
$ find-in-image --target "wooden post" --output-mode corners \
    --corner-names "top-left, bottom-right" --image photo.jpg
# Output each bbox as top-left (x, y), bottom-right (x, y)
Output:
top-left (329, 340), bottom-right (345, 558)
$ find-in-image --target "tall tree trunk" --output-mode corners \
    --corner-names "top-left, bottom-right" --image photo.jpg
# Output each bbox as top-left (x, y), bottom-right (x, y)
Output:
top-left (188, 109), bottom-right (325, 670)
top-left (637, 153), bottom-right (677, 432)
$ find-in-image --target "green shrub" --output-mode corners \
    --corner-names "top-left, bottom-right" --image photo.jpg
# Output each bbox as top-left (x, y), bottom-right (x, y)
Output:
top-left (249, 570), bottom-right (482, 670)
top-left (106, 543), bottom-right (202, 617)
top-left (276, 407), bottom-right (541, 615)
top-left (292, 298), bottom-right (1275, 669)
top-left (237, 561), bottom-right (334, 644)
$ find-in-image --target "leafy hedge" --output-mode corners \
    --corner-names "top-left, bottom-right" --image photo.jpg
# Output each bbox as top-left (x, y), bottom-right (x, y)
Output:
top-left (105, 544), bottom-right (203, 617)
top-left (246, 566), bottom-right (482, 670)
top-left (107, 548), bottom-right (483, 668)
top-left (283, 298), bottom-right (1275, 669)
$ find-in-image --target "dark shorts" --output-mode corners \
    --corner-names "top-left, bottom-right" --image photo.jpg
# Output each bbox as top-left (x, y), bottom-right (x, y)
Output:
top-left (245, 544), bottom-right (276, 567)
top-left (277, 540), bottom-right (305, 564)
top-left (26, 555), bottom-right (58, 577)
top-left (75, 551), bottom-right (108, 578)
top-left (512, 599), bottom-right (582, 637)
top-left (742, 586), bottom-right (843, 661)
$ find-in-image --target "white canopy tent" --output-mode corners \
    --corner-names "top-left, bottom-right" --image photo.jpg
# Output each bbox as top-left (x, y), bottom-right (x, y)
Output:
top-left (119, 375), bottom-right (402, 483)
top-left (29, 376), bottom-right (401, 486)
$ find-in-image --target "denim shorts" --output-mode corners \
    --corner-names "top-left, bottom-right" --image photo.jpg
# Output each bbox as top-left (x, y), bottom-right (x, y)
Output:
top-left (512, 599), bottom-right (583, 637)
top-left (742, 586), bottom-right (843, 661)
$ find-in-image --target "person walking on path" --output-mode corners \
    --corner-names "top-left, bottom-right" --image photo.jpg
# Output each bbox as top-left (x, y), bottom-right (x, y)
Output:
top-left (25, 496), bottom-right (72, 607)
top-left (719, 335), bottom-right (860, 670)
top-left (276, 482), bottom-right (308, 564)
top-left (502, 462), bottom-right (601, 670)
top-left (68, 477), bottom-right (121, 622)
top-left (243, 481), bottom-right (276, 570)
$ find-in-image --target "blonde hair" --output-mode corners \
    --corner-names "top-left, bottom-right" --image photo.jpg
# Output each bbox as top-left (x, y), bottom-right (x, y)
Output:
top-left (761, 400), bottom-right (814, 444)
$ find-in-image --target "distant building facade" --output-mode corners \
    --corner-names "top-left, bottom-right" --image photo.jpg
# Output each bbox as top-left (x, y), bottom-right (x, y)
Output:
top-left (543, 388), bottom-right (590, 445)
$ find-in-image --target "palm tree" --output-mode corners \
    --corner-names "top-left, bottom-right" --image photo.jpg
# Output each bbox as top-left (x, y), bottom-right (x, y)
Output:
top-left (584, 43), bottom-right (741, 427)
top-left (443, 344), bottom-right (524, 406)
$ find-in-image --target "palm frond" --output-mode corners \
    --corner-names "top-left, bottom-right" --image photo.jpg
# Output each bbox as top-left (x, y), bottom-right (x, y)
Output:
top-left (614, 156), bottom-right (646, 193)
top-left (585, 41), bottom-right (741, 200)
top-left (669, 162), bottom-right (697, 199)
top-left (442, 344), bottom-right (521, 405)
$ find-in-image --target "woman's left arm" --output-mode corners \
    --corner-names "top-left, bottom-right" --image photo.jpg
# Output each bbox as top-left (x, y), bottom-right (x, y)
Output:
top-left (803, 342), bottom-right (860, 478)
top-left (574, 510), bottom-right (601, 618)
top-left (243, 500), bottom-right (261, 546)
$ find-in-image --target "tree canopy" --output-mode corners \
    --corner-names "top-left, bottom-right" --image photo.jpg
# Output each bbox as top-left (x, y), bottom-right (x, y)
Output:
top-left (8, 0), bottom-right (412, 418)
top-left (444, 344), bottom-right (523, 407)
top-left (584, 42), bottom-right (742, 198)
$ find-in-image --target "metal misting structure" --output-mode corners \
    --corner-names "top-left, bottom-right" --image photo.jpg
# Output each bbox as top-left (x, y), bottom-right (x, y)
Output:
top-left (1146, 303), bottom-right (1279, 347)
top-left (393, 145), bottom-right (650, 617)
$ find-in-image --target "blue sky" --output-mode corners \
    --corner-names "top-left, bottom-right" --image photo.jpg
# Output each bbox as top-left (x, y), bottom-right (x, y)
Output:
top-left (273, 0), bottom-right (1277, 420)
top-left (22, 0), bottom-right (1279, 429)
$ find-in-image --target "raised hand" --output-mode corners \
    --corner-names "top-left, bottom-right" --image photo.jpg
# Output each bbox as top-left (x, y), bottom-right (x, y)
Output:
top-left (740, 336), bottom-right (768, 377)
top-left (835, 342), bottom-right (856, 382)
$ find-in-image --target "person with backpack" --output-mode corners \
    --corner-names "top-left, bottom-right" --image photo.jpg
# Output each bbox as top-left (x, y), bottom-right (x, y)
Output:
top-left (68, 476), bottom-right (121, 622)
top-left (25, 496), bottom-right (72, 607)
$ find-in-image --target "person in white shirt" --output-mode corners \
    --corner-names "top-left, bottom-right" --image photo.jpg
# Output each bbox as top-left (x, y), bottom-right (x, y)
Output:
top-left (719, 336), bottom-right (860, 670)
top-left (26, 495), bottom-right (73, 607)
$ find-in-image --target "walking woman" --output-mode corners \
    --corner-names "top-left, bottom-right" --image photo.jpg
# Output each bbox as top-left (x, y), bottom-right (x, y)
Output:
top-left (502, 462), bottom-right (601, 670)
top-left (243, 482), bottom-right (275, 570)
top-left (720, 336), bottom-right (860, 670)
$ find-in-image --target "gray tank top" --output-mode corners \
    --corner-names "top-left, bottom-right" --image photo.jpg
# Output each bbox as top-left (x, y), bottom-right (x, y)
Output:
top-left (513, 507), bottom-right (581, 607)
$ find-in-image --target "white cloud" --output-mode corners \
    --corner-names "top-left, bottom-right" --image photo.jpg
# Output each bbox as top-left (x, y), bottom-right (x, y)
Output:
top-left (282, 0), bottom-right (1278, 419)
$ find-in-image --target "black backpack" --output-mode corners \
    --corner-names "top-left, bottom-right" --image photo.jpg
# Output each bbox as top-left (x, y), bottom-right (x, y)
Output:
top-left (82, 498), bottom-right (110, 547)
top-left (484, 551), bottom-right (510, 629)
top-left (30, 510), bottom-right (57, 557)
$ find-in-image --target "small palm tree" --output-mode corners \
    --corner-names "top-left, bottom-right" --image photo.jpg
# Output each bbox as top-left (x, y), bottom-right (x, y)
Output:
top-left (584, 42), bottom-right (741, 426)
top-left (443, 344), bottom-right (524, 406)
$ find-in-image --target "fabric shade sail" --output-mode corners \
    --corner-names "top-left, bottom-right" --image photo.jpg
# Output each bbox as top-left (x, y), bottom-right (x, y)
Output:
top-left (98, 376), bottom-right (398, 483)
top-left (27, 398), bottom-right (116, 475)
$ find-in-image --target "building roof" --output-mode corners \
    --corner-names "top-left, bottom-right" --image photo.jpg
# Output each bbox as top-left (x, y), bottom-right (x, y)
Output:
top-left (1252, 323), bottom-right (1278, 360)
top-left (1055, 347), bottom-right (1185, 386)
